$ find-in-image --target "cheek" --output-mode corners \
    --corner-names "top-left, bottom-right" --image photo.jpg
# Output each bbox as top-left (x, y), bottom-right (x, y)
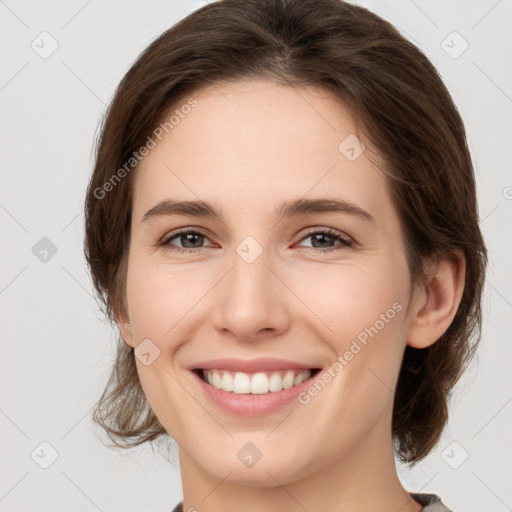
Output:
top-left (125, 258), bottom-right (204, 341)
top-left (124, 257), bottom-right (197, 435)
top-left (289, 257), bottom-right (409, 344)
top-left (292, 269), bottom-right (408, 446)
top-left (291, 258), bottom-right (410, 403)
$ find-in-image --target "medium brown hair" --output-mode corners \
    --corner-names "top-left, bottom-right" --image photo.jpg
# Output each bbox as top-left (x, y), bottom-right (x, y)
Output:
top-left (84, 0), bottom-right (487, 465)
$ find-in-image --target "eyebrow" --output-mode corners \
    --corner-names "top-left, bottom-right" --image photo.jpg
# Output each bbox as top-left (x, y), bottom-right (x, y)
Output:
top-left (142, 197), bottom-right (375, 223)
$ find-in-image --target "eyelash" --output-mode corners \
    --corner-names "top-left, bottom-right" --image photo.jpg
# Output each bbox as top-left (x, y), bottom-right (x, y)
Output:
top-left (159, 227), bottom-right (353, 254)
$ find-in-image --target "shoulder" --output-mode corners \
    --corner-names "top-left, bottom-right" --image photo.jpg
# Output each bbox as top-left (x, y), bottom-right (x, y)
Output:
top-left (410, 492), bottom-right (454, 511)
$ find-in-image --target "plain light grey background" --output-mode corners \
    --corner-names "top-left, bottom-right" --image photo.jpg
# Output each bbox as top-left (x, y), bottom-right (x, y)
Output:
top-left (1, 0), bottom-right (511, 511)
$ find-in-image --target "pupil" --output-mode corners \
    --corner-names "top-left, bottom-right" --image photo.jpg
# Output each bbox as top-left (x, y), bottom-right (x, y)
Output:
top-left (312, 233), bottom-right (333, 248)
top-left (183, 233), bottom-right (203, 248)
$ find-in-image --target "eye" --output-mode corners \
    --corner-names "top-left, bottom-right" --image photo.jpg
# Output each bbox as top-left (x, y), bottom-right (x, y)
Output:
top-left (295, 227), bottom-right (353, 252)
top-left (160, 229), bottom-right (215, 253)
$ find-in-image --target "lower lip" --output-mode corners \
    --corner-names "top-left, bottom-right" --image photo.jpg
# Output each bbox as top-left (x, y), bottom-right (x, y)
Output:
top-left (190, 370), bottom-right (318, 417)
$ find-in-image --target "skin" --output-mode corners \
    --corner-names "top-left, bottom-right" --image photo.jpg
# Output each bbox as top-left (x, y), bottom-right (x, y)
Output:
top-left (117, 79), bottom-right (465, 512)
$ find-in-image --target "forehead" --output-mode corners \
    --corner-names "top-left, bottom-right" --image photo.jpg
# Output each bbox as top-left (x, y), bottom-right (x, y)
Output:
top-left (133, 79), bottom-right (392, 223)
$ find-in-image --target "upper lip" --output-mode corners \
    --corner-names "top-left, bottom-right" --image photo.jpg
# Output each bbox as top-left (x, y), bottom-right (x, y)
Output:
top-left (191, 358), bottom-right (318, 373)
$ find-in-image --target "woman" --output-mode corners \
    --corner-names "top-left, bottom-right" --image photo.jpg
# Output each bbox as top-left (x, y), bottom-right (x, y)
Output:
top-left (84, 1), bottom-right (487, 510)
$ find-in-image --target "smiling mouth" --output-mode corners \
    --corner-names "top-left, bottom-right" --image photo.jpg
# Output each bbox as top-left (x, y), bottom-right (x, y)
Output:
top-left (194, 368), bottom-right (322, 394)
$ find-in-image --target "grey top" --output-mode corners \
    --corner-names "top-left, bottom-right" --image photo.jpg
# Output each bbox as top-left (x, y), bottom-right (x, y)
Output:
top-left (172, 492), bottom-right (453, 511)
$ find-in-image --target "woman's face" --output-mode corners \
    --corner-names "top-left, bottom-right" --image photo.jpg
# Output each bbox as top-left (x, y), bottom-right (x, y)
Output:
top-left (121, 79), bottom-right (418, 485)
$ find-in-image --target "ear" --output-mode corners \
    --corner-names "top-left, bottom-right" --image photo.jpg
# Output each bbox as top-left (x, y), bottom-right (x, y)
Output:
top-left (114, 305), bottom-right (135, 348)
top-left (109, 260), bottom-right (134, 348)
top-left (406, 249), bottom-right (466, 349)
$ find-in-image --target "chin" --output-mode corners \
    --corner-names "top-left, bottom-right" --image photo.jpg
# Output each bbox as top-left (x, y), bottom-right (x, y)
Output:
top-left (188, 444), bottom-right (315, 488)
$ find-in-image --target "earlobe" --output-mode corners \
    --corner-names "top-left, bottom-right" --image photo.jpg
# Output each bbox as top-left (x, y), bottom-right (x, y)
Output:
top-left (118, 320), bottom-right (135, 348)
top-left (407, 249), bottom-right (466, 349)
top-left (115, 307), bottom-right (135, 348)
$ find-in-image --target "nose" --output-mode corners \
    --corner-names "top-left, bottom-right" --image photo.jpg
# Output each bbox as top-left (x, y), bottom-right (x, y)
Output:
top-left (212, 244), bottom-right (291, 343)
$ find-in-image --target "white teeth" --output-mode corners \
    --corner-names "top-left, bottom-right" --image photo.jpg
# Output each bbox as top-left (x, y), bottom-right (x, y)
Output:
top-left (221, 372), bottom-right (234, 392)
top-left (202, 369), bottom-right (312, 394)
top-left (268, 372), bottom-right (283, 392)
top-left (212, 371), bottom-right (222, 389)
top-left (282, 370), bottom-right (295, 389)
top-left (233, 372), bottom-right (251, 394)
top-left (250, 373), bottom-right (269, 394)
top-left (294, 371), bottom-right (308, 386)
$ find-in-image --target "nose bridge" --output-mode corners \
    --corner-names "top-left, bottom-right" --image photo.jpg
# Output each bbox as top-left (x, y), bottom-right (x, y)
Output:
top-left (213, 236), bottom-right (288, 339)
